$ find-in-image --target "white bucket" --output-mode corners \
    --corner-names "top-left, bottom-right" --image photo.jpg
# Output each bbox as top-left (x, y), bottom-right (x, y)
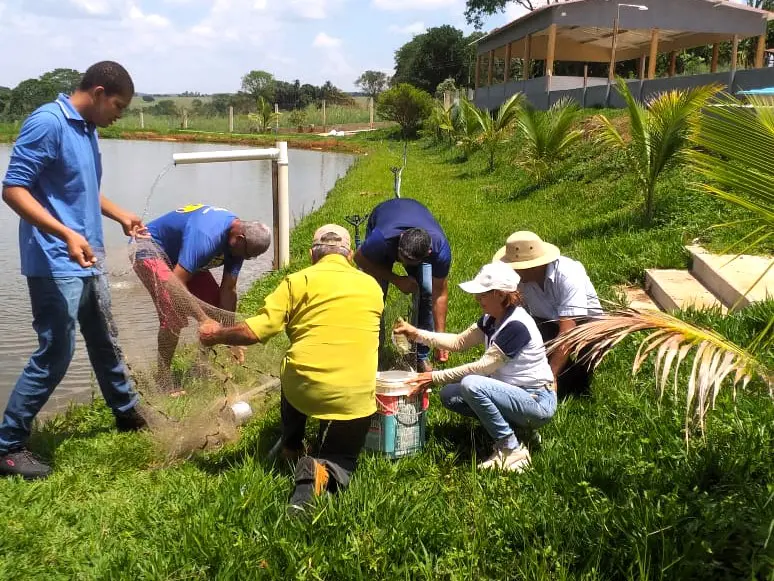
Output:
top-left (376, 370), bottom-right (418, 396)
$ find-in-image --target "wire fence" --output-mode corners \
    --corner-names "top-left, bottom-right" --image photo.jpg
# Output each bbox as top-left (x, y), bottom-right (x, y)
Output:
top-left (114, 102), bottom-right (376, 134)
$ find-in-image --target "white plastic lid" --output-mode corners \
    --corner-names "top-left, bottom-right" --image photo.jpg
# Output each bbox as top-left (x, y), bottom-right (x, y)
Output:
top-left (375, 370), bottom-right (418, 394)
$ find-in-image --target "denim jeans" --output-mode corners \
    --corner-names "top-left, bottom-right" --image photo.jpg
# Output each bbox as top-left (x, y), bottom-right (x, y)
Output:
top-left (440, 375), bottom-right (557, 443)
top-left (379, 262), bottom-right (433, 362)
top-left (0, 276), bottom-right (138, 454)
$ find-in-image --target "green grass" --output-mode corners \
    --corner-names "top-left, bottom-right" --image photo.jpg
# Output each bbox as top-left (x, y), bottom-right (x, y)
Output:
top-left (0, 126), bottom-right (772, 579)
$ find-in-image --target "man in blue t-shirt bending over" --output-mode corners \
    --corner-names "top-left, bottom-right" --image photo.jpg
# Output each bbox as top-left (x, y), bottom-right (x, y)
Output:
top-left (134, 204), bottom-right (270, 376)
top-left (354, 198), bottom-right (451, 372)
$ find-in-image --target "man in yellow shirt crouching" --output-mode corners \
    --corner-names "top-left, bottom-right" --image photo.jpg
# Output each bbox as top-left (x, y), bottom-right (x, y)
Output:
top-left (199, 224), bottom-right (383, 514)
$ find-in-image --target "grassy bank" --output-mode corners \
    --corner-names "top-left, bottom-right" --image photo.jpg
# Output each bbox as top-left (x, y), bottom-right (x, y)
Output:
top-left (0, 127), bottom-right (772, 579)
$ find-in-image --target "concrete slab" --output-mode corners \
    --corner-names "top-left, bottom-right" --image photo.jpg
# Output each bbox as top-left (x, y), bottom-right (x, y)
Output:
top-left (687, 246), bottom-right (774, 311)
top-left (614, 285), bottom-right (661, 312)
top-left (645, 269), bottom-right (726, 313)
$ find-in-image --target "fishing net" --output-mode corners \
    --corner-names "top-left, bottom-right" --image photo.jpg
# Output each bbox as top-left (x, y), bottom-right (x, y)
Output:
top-left (105, 236), bottom-right (282, 460)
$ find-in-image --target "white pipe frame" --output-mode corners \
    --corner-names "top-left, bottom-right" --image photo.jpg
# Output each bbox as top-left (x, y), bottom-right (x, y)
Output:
top-left (171, 142), bottom-right (290, 269)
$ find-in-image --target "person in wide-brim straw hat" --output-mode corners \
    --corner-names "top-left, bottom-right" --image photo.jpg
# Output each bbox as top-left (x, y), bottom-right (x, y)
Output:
top-left (493, 231), bottom-right (602, 399)
top-left (394, 261), bottom-right (557, 473)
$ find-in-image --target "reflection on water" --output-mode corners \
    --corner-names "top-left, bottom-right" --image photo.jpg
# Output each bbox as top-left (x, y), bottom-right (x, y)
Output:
top-left (0, 139), bottom-right (355, 411)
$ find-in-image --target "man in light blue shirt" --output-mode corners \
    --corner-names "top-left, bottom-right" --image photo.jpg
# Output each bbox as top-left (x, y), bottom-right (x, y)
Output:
top-left (0, 61), bottom-right (146, 480)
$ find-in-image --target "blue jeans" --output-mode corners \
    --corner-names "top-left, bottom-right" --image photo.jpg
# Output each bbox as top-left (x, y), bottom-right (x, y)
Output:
top-left (0, 276), bottom-right (138, 454)
top-left (440, 375), bottom-right (557, 443)
top-left (380, 262), bottom-right (433, 362)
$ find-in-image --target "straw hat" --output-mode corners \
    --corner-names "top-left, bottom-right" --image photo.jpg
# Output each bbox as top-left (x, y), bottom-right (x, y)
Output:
top-left (492, 231), bottom-right (560, 270)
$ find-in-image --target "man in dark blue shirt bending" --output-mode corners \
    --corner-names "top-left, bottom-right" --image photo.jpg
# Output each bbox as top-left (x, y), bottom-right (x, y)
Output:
top-left (354, 198), bottom-right (451, 372)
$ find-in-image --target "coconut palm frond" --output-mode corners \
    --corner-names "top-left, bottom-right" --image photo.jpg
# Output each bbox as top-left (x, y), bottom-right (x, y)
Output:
top-left (688, 94), bottom-right (774, 249)
top-left (548, 308), bottom-right (772, 437)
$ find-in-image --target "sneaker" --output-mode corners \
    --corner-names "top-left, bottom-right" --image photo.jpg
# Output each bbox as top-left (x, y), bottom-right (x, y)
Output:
top-left (287, 456), bottom-right (330, 516)
top-left (0, 449), bottom-right (52, 480)
top-left (478, 445), bottom-right (531, 472)
top-left (114, 406), bottom-right (149, 433)
top-left (416, 359), bottom-right (433, 373)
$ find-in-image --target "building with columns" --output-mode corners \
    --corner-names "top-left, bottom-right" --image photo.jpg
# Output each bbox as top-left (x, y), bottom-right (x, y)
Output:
top-left (473, 0), bottom-right (773, 110)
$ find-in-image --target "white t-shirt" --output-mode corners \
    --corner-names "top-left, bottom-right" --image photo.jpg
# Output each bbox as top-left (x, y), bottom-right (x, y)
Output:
top-left (519, 256), bottom-right (602, 320)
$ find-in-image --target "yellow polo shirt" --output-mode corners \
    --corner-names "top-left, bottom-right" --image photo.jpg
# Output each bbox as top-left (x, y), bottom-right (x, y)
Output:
top-left (245, 254), bottom-right (383, 420)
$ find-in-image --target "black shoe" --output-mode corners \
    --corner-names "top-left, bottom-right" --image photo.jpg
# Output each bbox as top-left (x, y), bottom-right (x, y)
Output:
top-left (0, 449), bottom-right (52, 480)
top-left (287, 456), bottom-right (329, 516)
top-left (115, 406), bottom-right (149, 432)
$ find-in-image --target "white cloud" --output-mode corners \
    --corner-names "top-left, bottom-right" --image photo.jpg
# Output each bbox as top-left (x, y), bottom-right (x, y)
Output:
top-left (504, 3), bottom-right (530, 21)
top-left (69, 0), bottom-right (122, 16)
top-left (290, 0), bottom-right (331, 19)
top-left (373, 0), bottom-right (459, 10)
top-left (128, 4), bottom-right (170, 27)
top-left (388, 21), bottom-right (426, 35)
top-left (313, 32), bottom-right (342, 48)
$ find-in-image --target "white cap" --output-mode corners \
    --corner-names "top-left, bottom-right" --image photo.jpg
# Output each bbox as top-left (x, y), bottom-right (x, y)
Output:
top-left (458, 262), bottom-right (521, 294)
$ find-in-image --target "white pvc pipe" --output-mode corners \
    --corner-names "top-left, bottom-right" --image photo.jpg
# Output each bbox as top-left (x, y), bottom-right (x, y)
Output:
top-left (172, 148), bottom-right (280, 165)
top-left (170, 142), bottom-right (290, 269)
top-left (275, 142), bottom-right (290, 268)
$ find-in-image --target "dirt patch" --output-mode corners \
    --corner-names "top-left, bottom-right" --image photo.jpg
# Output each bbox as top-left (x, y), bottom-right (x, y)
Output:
top-left (110, 130), bottom-right (367, 154)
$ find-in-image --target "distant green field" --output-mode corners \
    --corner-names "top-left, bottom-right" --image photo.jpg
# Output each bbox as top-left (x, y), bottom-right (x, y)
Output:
top-left (130, 95), bottom-right (211, 109)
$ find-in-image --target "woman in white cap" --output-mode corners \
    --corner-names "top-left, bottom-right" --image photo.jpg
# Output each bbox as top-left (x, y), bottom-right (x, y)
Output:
top-left (493, 231), bottom-right (602, 399)
top-left (393, 262), bottom-right (556, 472)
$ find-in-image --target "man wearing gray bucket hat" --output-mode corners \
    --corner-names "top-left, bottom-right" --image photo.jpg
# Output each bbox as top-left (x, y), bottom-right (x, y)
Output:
top-left (493, 231), bottom-right (602, 399)
top-left (199, 224), bottom-right (383, 514)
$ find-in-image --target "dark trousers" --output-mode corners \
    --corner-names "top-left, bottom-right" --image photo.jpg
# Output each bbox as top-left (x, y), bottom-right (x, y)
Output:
top-left (534, 317), bottom-right (593, 400)
top-left (281, 395), bottom-right (371, 491)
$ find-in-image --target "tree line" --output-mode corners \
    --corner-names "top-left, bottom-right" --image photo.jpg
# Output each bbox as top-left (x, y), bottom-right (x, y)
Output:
top-left (0, 67), bottom-right (360, 121)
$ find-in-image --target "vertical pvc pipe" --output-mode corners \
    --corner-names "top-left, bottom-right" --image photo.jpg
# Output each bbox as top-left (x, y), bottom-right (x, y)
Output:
top-left (229, 106), bottom-right (234, 133)
top-left (276, 142), bottom-right (290, 268)
top-left (140, 110), bottom-right (144, 129)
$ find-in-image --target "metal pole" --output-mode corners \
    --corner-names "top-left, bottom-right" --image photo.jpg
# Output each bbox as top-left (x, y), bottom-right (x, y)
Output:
top-left (276, 141), bottom-right (290, 268)
top-left (609, 14), bottom-right (619, 82)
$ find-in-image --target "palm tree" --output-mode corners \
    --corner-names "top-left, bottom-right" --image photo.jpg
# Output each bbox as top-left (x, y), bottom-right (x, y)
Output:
top-left (452, 96), bottom-right (482, 161)
top-left (551, 93), bottom-right (773, 437)
top-left (248, 96), bottom-right (279, 133)
top-left (462, 93), bottom-right (524, 171)
top-left (596, 78), bottom-right (720, 224)
top-left (424, 101), bottom-right (457, 145)
top-left (517, 97), bottom-right (583, 184)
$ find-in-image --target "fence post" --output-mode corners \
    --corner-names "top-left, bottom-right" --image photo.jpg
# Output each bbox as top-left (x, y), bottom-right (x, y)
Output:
top-left (271, 142), bottom-right (290, 269)
top-left (443, 91), bottom-right (451, 109)
top-left (274, 103), bottom-right (279, 134)
top-left (140, 110), bottom-right (144, 129)
top-left (322, 100), bottom-right (327, 132)
top-left (229, 106), bottom-right (234, 133)
top-left (369, 97), bottom-right (374, 129)
top-left (182, 110), bottom-right (188, 130)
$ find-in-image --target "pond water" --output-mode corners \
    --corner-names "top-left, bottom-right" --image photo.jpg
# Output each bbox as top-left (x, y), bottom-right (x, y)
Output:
top-left (0, 139), bottom-right (355, 411)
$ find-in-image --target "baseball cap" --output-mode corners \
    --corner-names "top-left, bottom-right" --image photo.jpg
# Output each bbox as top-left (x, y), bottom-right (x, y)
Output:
top-left (458, 262), bottom-right (521, 294)
top-left (312, 224), bottom-right (351, 250)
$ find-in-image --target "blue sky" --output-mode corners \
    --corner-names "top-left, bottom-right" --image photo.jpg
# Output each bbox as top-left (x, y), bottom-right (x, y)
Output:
top-left (0, 0), bottom-right (525, 94)
top-left (0, 0), bottom-right (751, 94)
